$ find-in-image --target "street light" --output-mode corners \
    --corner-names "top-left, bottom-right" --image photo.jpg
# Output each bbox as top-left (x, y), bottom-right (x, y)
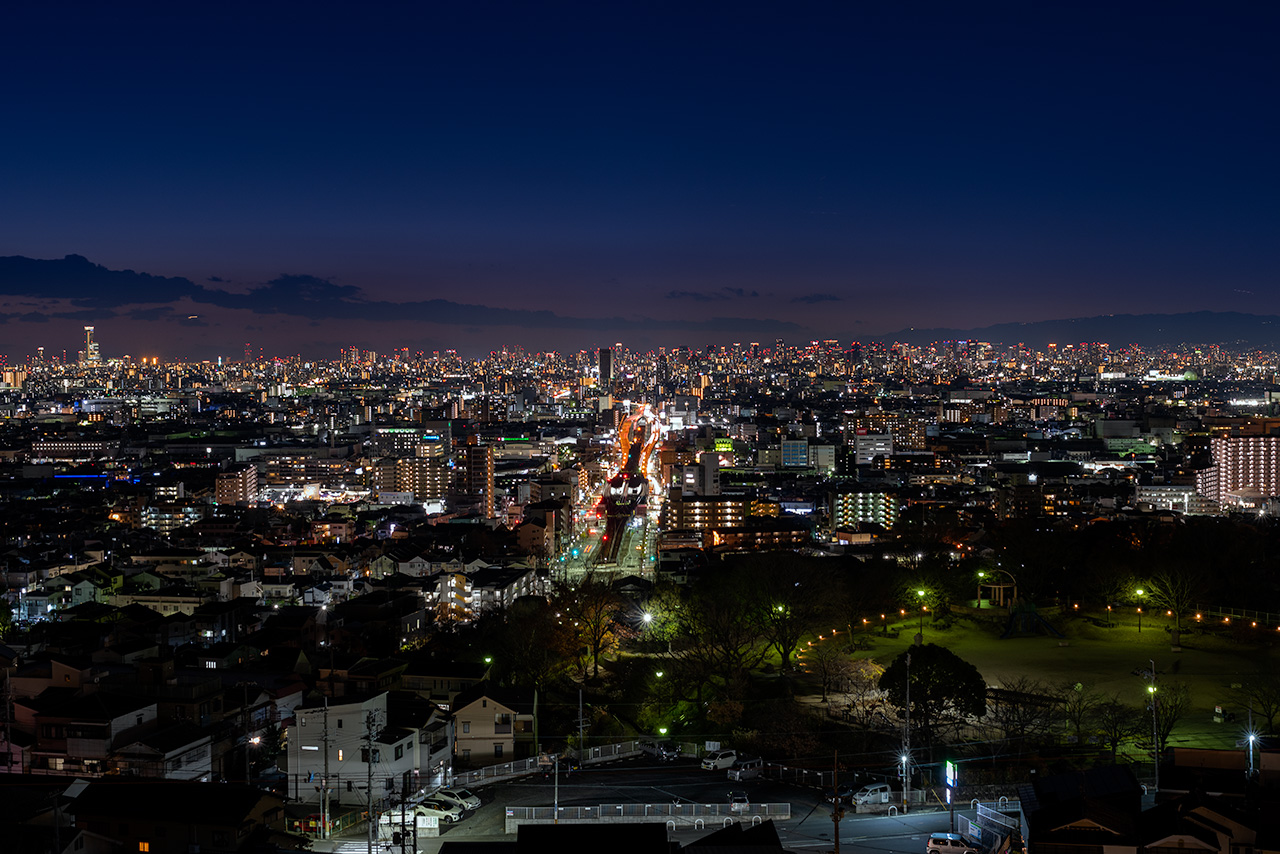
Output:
top-left (917, 590), bottom-right (927, 641)
top-left (1136, 589), bottom-right (1145, 633)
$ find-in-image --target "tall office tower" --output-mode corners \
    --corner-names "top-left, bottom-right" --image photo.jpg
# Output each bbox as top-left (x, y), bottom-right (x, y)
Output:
top-left (83, 326), bottom-right (101, 364)
top-left (464, 441), bottom-right (496, 518)
top-left (598, 347), bottom-right (613, 389)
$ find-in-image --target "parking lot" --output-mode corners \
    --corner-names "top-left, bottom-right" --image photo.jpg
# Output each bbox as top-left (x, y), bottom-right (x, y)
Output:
top-left (314, 754), bottom-right (978, 853)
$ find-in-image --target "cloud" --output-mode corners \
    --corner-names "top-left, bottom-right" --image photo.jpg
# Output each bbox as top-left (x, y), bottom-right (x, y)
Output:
top-left (790, 293), bottom-right (841, 304)
top-left (208, 276), bottom-right (225, 282)
top-left (0, 254), bottom-right (200, 307)
top-left (665, 287), bottom-right (760, 301)
top-left (0, 255), bottom-right (806, 337)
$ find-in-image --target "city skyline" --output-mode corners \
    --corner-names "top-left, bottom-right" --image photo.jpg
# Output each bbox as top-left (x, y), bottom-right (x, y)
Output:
top-left (3, 3), bottom-right (1278, 358)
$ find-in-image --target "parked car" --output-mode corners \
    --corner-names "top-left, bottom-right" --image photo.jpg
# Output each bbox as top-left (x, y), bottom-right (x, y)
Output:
top-left (927, 833), bottom-right (982, 854)
top-left (728, 791), bottom-right (750, 812)
top-left (638, 738), bottom-right (681, 761)
top-left (824, 781), bottom-right (856, 803)
top-left (852, 782), bottom-right (892, 805)
top-left (726, 755), bottom-right (763, 781)
top-left (415, 799), bottom-right (463, 823)
top-left (433, 787), bottom-right (481, 811)
top-left (701, 749), bottom-right (738, 770)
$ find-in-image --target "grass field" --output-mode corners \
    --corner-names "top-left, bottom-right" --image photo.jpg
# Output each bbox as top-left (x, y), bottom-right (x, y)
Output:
top-left (819, 608), bottom-right (1279, 751)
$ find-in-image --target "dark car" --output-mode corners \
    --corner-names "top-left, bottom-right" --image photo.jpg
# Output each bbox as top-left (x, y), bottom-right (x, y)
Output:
top-left (824, 781), bottom-right (856, 803)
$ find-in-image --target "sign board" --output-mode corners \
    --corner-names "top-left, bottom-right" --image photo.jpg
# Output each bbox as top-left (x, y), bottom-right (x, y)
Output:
top-left (705, 741), bottom-right (721, 752)
top-left (966, 818), bottom-right (980, 839)
top-left (944, 760), bottom-right (957, 788)
top-left (714, 438), bottom-right (734, 452)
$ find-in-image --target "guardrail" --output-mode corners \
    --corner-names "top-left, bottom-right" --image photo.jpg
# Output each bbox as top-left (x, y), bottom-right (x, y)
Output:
top-left (504, 802), bottom-right (791, 833)
top-left (452, 740), bottom-right (644, 788)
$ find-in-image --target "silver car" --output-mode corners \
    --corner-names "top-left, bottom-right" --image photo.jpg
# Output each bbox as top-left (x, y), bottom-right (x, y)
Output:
top-left (415, 799), bottom-right (463, 823)
top-left (433, 787), bottom-right (481, 811)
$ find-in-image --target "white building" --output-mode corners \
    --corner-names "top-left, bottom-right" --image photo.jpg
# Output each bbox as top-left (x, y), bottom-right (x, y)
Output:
top-left (285, 692), bottom-right (453, 807)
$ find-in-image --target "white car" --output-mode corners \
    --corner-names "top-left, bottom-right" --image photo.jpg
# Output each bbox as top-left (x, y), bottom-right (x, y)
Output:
top-left (415, 799), bottom-right (463, 823)
top-left (927, 833), bottom-right (982, 854)
top-left (728, 791), bottom-right (750, 812)
top-left (701, 749), bottom-right (738, 770)
top-left (433, 787), bottom-right (481, 811)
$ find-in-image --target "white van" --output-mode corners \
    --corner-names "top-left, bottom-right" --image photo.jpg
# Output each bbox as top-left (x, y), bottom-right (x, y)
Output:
top-left (701, 749), bottom-right (738, 770)
top-left (852, 782), bottom-right (892, 805)
top-left (726, 756), bottom-right (763, 781)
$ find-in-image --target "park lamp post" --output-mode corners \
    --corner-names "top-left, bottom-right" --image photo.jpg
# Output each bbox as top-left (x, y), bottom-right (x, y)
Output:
top-left (917, 590), bottom-right (927, 642)
top-left (1136, 589), bottom-right (1145, 633)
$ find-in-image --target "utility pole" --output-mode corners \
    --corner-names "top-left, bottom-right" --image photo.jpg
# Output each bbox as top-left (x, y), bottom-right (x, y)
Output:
top-left (366, 708), bottom-right (382, 854)
top-left (553, 754), bottom-right (560, 824)
top-left (576, 686), bottom-right (586, 763)
top-left (1150, 658), bottom-right (1159, 796)
top-left (242, 683), bottom-right (252, 787)
top-left (831, 750), bottom-right (842, 854)
top-left (321, 700), bottom-right (330, 841)
top-left (903, 653), bottom-right (911, 815)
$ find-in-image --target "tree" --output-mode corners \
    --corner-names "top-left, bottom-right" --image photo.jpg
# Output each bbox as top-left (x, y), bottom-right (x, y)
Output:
top-left (665, 580), bottom-right (766, 705)
top-left (735, 555), bottom-right (842, 672)
top-left (555, 571), bottom-right (623, 680)
top-left (1231, 674), bottom-right (1280, 734)
top-left (805, 638), bottom-right (853, 704)
top-left (878, 644), bottom-right (986, 748)
top-left (1150, 681), bottom-right (1191, 755)
top-left (1095, 696), bottom-right (1144, 761)
top-left (493, 597), bottom-right (575, 689)
top-left (985, 676), bottom-right (1056, 753)
top-left (1144, 568), bottom-right (1208, 642)
top-left (1056, 681), bottom-right (1101, 742)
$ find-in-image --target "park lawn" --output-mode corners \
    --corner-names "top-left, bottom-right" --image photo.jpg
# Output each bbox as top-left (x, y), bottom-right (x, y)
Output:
top-left (820, 609), bottom-right (1280, 751)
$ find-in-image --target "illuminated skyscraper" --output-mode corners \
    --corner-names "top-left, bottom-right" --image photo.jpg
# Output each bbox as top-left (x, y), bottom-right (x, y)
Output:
top-left (83, 326), bottom-right (101, 364)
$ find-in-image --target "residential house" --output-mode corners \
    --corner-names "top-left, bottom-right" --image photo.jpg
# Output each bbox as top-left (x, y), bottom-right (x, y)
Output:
top-left (68, 779), bottom-right (284, 854)
top-left (451, 681), bottom-right (536, 766)
top-left (468, 563), bottom-right (540, 614)
top-left (24, 692), bottom-right (159, 776)
top-left (113, 722), bottom-right (213, 780)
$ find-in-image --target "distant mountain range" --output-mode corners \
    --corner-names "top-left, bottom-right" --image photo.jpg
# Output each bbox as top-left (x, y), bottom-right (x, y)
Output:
top-left (881, 312), bottom-right (1280, 350)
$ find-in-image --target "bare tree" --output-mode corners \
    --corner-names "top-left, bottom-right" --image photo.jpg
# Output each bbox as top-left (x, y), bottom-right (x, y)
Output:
top-left (1231, 674), bottom-right (1280, 733)
top-left (985, 676), bottom-right (1056, 753)
top-left (555, 571), bottom-right (623, 679)
top-left (1095, 696), bottom-right (1145, 761)
top-left (805, 638), bottom-right (853, 704)
top-left (1151, 681), bottom-right (1192, 754)
top-left (1057, 681), bottom-right (1101, 742)
top-left (1144, 568), bottom-right (1208, 643)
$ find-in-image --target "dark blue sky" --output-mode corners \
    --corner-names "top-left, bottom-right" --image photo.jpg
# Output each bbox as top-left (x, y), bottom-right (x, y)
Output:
top-left (2, 1), bottom-right (1277, 359)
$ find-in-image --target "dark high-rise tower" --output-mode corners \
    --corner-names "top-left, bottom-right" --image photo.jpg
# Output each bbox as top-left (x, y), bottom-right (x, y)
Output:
top-left (598, 347), bottom-right (613, 390)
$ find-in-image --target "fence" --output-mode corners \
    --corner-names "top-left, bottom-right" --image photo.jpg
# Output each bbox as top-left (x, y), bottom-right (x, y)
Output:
top-left (452, 740), bottom-right (649, 788)
top-left (504, 802), bottom-right (791, 833)
top-left (1191, 605), bottom-right (1280, 628)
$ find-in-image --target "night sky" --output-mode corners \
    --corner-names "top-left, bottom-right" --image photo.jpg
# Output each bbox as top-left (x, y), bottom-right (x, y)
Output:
top-left (2, 2), bottom-right (1277, 360)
